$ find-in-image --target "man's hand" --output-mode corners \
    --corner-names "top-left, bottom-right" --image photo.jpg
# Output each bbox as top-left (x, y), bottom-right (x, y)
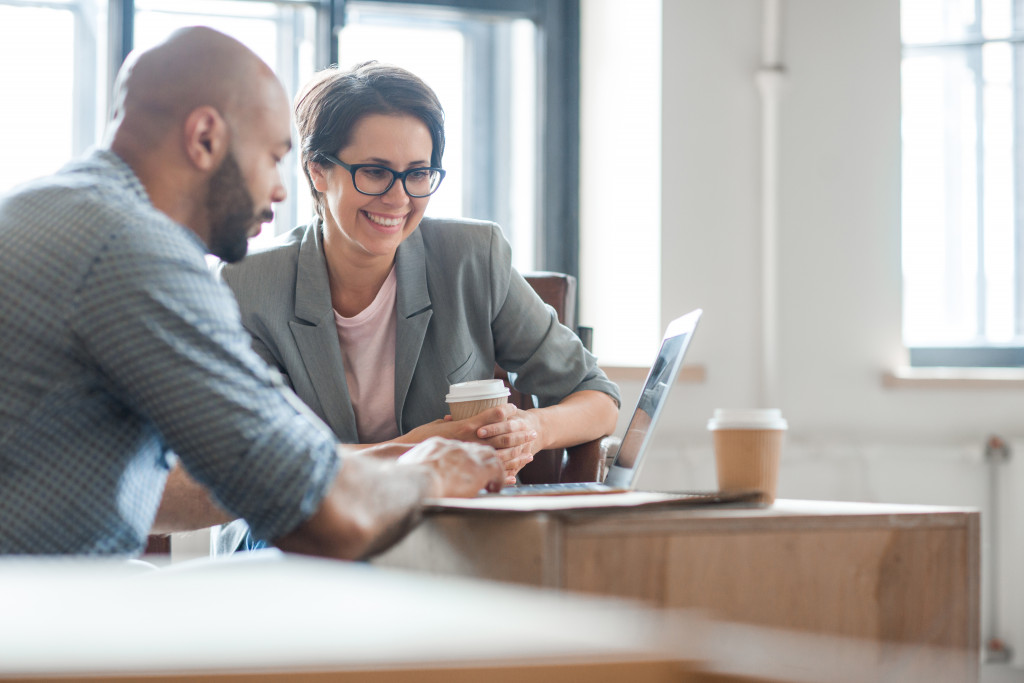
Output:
top-left (359, 442), bottom-right (415, 459)
top-left (276, 439), bottom-right (503, 560)
top-left (397, 436), bottom-right (504, 497)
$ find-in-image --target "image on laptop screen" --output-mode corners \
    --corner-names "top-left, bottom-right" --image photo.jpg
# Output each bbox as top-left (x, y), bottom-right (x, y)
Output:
top-left (602, 309), bottom-right (702, 489)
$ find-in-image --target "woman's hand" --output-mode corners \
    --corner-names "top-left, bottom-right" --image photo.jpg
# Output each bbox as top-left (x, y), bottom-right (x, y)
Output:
top-left (403, 403), bottom-right (537, 484)
top-left (472, 406), bottom-right (542, 484)
top-left (388, 391), bottom-right (617, 486)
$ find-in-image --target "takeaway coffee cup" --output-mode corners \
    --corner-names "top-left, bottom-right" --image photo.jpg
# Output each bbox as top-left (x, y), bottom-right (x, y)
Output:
top-left (707, 409), bottom-right (787, 505)
top-left (445, 379), bottom-right (511, 421)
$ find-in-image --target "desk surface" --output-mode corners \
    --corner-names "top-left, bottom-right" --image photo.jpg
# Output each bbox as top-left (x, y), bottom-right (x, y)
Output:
top-left (428, 495), bottom-right (977, 519)
top-left (552, 497), bottom-right (979, 532)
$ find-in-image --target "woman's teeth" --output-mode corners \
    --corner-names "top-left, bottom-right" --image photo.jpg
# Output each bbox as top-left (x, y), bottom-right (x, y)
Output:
top-left (365, 212), bottom-right (403, 227)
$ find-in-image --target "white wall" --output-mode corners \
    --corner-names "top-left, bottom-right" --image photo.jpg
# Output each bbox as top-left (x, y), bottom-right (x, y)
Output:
top-left (581, 0), bottom-right (1024, 660)
top-left (648, 0), bottom-right (1024, 447)
top-left (590, 0), bottom-right (1024, 490)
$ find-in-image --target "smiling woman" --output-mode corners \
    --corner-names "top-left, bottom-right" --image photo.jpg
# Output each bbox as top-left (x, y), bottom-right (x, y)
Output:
top-left (312, 113), bottom-right (438, 299)
top-left (337, 4), bottom-right (540, 274)
top-left (213, 61), bottom-right (620, 553)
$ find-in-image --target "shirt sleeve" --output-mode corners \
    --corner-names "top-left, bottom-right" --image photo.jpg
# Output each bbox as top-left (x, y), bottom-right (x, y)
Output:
top-left (484, 225), bottom-right (621, 409)
top-left (70, 223), bottom-right (339, 543)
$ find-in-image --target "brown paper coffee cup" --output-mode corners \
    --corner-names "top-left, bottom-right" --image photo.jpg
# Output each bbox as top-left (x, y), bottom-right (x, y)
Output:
top-left (708, 409), bottom-right (787, 505)
top-left (446, 379), bottom-right (510, 420)
top-left (449, 396), bottom-right (509, 420)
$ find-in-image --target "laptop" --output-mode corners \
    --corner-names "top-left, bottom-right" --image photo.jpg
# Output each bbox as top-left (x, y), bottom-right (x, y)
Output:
top-left (497, 308), bottom-right (709, 497)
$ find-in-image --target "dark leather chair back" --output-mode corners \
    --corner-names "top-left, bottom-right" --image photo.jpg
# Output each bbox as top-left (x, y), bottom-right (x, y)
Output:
top-left (496, 272), bottom-right (609, 484)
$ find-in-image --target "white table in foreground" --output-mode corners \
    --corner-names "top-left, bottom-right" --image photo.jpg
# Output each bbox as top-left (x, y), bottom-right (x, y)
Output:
top-left (0, 554), bottom-right (694, 682)
top-left (375, 497), bottom-right (981, 682)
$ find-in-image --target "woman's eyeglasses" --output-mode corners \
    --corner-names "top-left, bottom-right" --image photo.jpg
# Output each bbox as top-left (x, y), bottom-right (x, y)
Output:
top-left (320, 153), bottom-right (445, 198)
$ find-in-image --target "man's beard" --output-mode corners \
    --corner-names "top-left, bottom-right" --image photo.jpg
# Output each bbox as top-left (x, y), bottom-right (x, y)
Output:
top-left (205, 149), bottom-right (265, 263)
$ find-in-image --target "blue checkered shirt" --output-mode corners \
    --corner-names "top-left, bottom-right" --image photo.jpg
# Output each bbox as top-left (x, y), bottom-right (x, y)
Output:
top-left (0, 150), bottom-right (340, 555)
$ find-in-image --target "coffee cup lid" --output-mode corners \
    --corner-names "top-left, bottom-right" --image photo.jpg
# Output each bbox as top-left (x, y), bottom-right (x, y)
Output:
top-left (445, 379), bottom-right (510, 403)
top-left (707, 408), bottom-right (788, 430)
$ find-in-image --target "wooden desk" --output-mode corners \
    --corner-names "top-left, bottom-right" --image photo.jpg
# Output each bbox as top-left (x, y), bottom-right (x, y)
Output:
top-left (375, 498), bottom-right (981, 681)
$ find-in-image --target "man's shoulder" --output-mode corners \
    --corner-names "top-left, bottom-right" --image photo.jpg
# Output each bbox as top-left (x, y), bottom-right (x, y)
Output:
top-left (1, 153), bottom-right (194, 262)
top-left (48, 149), bottom-right (147, 216)
top-left (2, 162), bottom-right (126, 224)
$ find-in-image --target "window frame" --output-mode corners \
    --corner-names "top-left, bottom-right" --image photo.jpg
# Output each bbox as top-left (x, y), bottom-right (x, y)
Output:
top-left (901, 12), bottom-right (1024, 368)
top-left (109, 0), bottom-right (580, 278)
top-left (334, 0), bottom-right (580, 278)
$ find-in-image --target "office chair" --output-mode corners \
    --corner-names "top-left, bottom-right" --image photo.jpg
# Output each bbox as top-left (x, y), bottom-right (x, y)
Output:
top-left (497, 272), bottom-right (616, 484)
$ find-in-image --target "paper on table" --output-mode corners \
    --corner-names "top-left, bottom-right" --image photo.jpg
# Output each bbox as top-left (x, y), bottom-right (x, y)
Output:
top-left (424, 490), bottom-right (761, 513)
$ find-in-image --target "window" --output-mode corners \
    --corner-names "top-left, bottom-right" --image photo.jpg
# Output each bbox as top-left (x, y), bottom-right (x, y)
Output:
top-left (0, 1), bottom-right (109, 193)
top-left (337, 0), bottom-right (579, 277)
top-left (0, 0), bottom-right (579, 278)
top-left (902, 0), bottom-right (1024, 366)
top-left (131, 0), bottom-right (321, 244)
top-left (338, 3), bottom-right (538, 271)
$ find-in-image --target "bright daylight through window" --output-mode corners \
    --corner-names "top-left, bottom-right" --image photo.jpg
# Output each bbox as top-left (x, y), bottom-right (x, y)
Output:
top-left (133, 0), bottom-right (319, 245)
top-left (338, 3), bottom-right (539, 274)
top-left (0, 0), bottom-right (542, 274)
top-left (902, 0), bottom-right (1024, 366)
top-left (0, 1), bottom-right (107, 194)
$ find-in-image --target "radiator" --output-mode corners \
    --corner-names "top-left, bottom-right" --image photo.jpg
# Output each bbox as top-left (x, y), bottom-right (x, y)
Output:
top-left (989, 436), bottom-right (1024, 667)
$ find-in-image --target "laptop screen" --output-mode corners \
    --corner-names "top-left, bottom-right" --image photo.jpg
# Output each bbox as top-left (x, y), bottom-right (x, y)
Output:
top-left (603, 309), bottom-right (702, 489)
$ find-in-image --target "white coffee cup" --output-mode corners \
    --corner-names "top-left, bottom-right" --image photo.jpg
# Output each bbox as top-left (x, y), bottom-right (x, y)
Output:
top-left (445, 379), bottom-right (510, 420)
top-left (707, 409), bottom-right (788, 504)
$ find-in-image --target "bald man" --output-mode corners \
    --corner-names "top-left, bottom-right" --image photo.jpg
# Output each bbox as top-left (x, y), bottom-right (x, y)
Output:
top-left (0, 27), bottom-right (503, 558)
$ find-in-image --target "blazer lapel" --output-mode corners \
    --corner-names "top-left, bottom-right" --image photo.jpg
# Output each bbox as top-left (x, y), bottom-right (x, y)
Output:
top-left (394, 229), bottom-right (432, 431)
top-left (290, 223), bottom-right (358, 440)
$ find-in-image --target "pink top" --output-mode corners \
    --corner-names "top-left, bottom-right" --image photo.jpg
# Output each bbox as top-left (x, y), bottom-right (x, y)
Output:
top-left (332, 267), bottom-right (400, 443)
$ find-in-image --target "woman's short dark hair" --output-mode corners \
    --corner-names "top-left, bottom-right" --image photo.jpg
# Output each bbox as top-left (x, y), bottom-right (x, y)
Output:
top-left (294, 61), bottom-right (446, 220)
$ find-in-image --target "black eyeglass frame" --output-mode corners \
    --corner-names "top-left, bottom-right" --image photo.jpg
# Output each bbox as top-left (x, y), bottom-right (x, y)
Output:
top-left (319, 153), bottom-right (446, 198)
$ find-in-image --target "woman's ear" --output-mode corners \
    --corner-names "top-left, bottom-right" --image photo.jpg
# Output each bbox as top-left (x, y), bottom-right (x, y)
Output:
top-left (307, 160), bottom-right (329, 192)
top-left (183, 106), bottom-right (228, 172)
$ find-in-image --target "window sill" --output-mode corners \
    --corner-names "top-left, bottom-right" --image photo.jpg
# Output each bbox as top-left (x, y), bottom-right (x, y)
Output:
top-left (604, 363), bottom-right (707, 384)
top-left (883, 366), bottom-right (1024, 389)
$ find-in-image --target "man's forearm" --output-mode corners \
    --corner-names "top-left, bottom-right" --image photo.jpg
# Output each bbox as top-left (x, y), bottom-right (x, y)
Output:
top-left (354, 486), bottom-right (426, 560)
top-left (151, 463), bottom-right (235, 534)
top-left (274, 448), bottom-right (433, 560)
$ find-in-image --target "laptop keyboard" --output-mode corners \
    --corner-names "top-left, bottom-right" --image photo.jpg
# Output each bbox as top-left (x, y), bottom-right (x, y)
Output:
top-left (496, 482), bottom-right (620, 496)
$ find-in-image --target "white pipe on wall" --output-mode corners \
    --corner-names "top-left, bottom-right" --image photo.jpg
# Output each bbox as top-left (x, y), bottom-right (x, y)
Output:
top-left (757, 0), bottom-right (785, 408)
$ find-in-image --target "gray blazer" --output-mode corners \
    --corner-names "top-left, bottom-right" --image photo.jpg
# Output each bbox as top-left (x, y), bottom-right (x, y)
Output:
top-left (218, 217), bottom-right (620, 443)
